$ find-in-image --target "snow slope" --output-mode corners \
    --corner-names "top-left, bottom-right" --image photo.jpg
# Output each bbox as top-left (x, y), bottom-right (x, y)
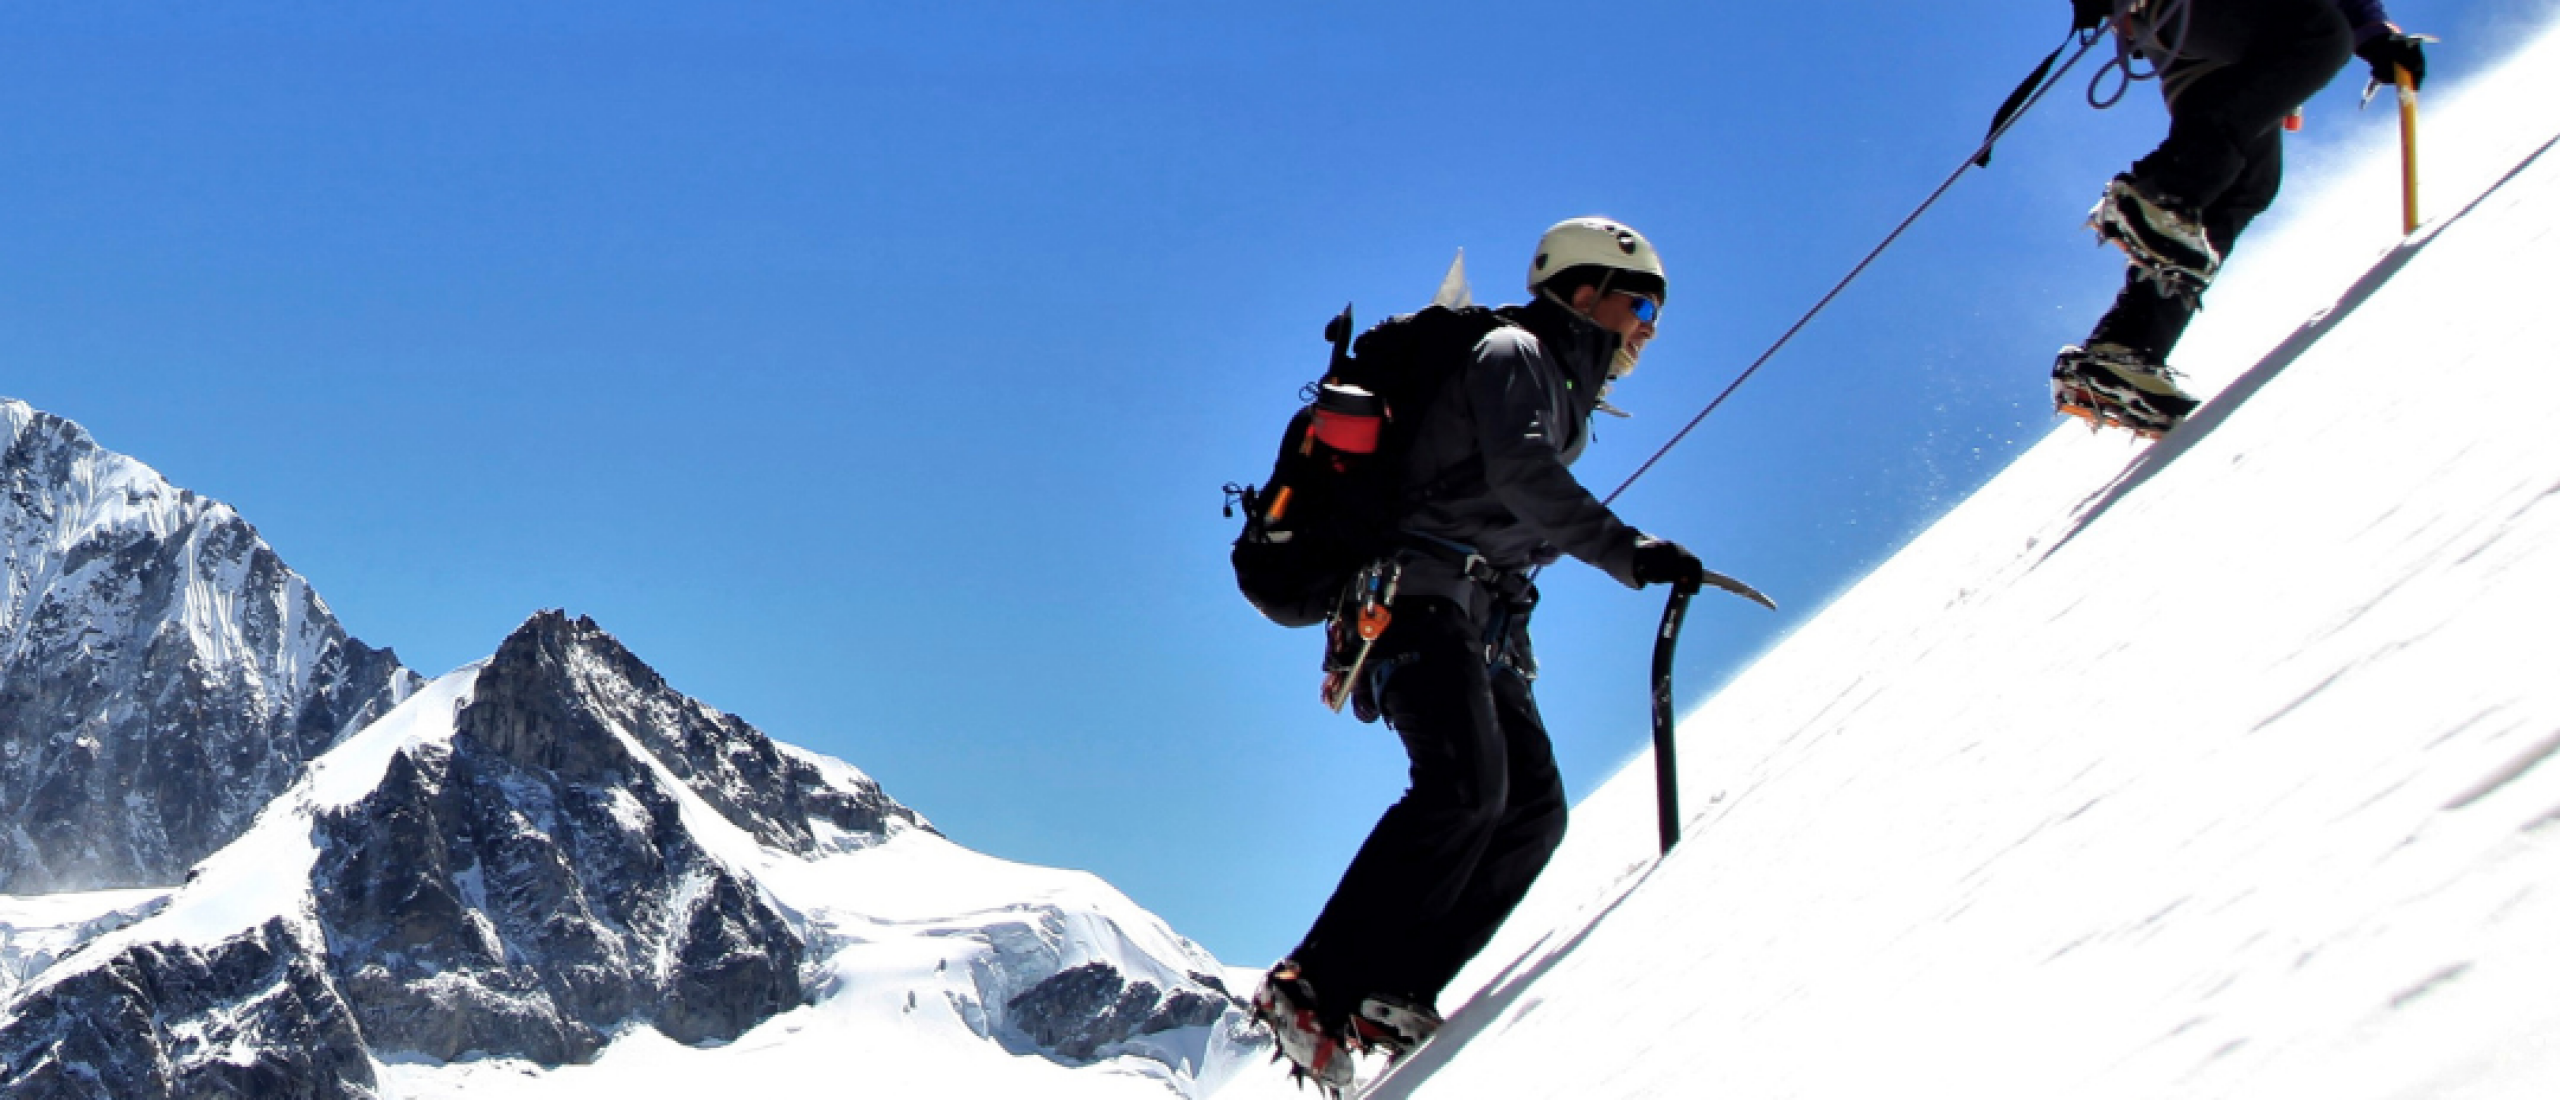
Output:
top-left (0, 889), bottom-right (167, 1007)
top-left (1360, 21), bottom-right (2560, 1100)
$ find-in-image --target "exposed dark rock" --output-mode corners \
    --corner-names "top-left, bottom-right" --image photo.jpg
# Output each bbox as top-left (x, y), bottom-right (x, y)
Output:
top-left (1, 402), bottom-right (419, 893)
top-left (1, 399), bottom-right (1235, 1093)
top-left (0, 606), bottom-right (838, 1089)
top-left (313, 726), bottom-right (805, 1062)
top-left (457, 610), bottom-right (931, 851)
top-left (301, 610), bottom-right (865, 1064)
top-left (1007, 961), bottom-right (1235, 1063)
top-left (0, 919), bottom-right (378, 1100)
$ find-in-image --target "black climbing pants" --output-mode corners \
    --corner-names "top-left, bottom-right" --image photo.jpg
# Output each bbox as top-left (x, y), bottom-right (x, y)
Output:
top-left (1292, 596), bottom-right (1568, 1018)
top-left (2093, 0), bottom-right (2353, 358)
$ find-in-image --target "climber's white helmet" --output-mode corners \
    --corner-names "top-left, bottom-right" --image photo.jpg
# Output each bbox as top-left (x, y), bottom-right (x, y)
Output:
top-left (1525, 216), bottom-right (1666, 300)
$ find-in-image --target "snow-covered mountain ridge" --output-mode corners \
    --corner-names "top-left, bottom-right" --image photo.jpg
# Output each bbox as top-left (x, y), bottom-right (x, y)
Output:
top-left (0, 610), bottom-right (1257, 1098)
top-left (2, 405), bottom-right (1264, 1097)
top-left (1356, 22), bottom-right (2560, 1100)
top-left (1, 399), bottom-right (418, 893)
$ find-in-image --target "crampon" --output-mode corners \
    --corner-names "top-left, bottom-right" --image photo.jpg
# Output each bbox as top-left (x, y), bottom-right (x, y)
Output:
top-left (2051, 343), bottom-right (2196, 439)
top-left (2088, 174), bottom-right (2219, 304)
top-left (1349, 993), bottom-right (1442, 1061)
top-left (2053, 374), bottom-right (2176, 439)
top-left (1253, 963), bottom-right (1357, 1097)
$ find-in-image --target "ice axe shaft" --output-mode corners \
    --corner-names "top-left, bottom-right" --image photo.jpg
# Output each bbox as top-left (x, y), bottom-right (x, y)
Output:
top-left (2397, 64), bottom-right (2421, 234)
top-left (1649, 570), bottom-right (1776, 856)
top-left (1650, 587), bottom-right (1694, 855)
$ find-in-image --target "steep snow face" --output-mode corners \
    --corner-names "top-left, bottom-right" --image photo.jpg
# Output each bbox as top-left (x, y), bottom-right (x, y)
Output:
top-left (0, 399), bottom-right (419, 891)
top-left (1363, 25), bottom-right (2560, 1100)
top-left (0, 613), bottom-right (1256, 1100)
top-left (0, 890), bottom-right (168, 1007)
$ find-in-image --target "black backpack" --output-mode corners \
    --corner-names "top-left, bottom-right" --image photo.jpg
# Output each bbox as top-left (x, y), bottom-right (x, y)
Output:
top-left (1226, 303), bottom-right (1516, 628)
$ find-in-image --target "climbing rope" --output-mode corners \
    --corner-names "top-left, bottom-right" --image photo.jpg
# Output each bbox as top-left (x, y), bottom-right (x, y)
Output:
top-left (1598, 26), bottom-right (2111, 509)
top-left (2090, 0), bottom-right (2195, 109)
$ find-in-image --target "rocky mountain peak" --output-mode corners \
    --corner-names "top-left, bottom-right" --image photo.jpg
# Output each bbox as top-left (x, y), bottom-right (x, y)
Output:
top-left (0, 403), bottom-right (1257, 1096)
top-left (458, 609), bottom-right (929, 854)
top-left (455, 610), bottom-right (648, 779)
top-left (1, 399), bottom-right (419, 893)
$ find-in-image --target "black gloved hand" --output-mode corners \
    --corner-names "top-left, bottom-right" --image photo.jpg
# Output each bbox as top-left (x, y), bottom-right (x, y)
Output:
top-left (1630, 535), bottom-right (1706, 591)
top-left (2357, 30), bottom-right (2427, 90)
top-left (2070, 0), bottom-right (2110, 33)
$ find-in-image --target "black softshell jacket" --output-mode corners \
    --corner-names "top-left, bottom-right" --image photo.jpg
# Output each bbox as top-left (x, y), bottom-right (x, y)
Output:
top-left (1394, 296), bottom-right (1644, 615)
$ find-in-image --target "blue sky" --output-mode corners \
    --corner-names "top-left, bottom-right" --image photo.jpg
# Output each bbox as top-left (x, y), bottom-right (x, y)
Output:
top-left (4, 0), bottom-right (2539, 967)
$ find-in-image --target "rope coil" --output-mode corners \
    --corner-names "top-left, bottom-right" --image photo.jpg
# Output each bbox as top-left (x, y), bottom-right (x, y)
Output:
top-left (2090, 0), bottom-right (2196, 109)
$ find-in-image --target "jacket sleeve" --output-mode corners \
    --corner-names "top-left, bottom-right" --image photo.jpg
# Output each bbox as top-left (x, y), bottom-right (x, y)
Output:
top-left (1465, 329), bottom-right (1644, 588)
top-left (2334, 0), bottom-right (2394, 42)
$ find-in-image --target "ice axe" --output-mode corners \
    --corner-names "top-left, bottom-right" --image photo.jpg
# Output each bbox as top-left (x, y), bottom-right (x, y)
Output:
top-left (2362, 45), bottom-right (2432, 235)
top-left (2396, 63), bottom-right (2421, 234)
top-left (1651, 568), bottom-right (1775, 855)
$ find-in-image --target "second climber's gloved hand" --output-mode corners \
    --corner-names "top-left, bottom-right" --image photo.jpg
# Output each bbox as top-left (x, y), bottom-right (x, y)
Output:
top-left (2070, 0), bottom-right (2110, 33)
top-left (2357, 29), bottom-right (2427, 90)
top-left (1631, 535), bottom-right (1706, 592)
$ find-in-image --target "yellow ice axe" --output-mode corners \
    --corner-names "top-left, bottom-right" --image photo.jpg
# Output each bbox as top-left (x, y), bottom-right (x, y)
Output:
top-left (2396, 64), bottom-right (2421, 234)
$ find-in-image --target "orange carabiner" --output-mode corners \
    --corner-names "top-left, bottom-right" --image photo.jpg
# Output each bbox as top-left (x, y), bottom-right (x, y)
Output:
top-left (1356, 601), bottom-right (1392, 642)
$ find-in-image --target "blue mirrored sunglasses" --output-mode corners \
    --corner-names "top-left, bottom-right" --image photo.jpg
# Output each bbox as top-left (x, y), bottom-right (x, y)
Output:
top-left (1615, 290), bottom-right (1660, 324)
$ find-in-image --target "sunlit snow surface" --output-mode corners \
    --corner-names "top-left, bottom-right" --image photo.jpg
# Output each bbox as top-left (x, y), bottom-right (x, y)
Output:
top-left (1364, 23), bottom-right (2560, 1100)
top-left (0, 889), bottom-right (169, 1007)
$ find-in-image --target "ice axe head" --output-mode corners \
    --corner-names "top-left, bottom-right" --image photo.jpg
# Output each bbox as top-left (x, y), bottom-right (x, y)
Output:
top-left (1699, 568), bottom-right (1777, 611)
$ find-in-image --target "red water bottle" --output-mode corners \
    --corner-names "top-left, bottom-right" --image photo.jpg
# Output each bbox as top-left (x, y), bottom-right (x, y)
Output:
top-left (1308, 383), bottom-right (1384, 455)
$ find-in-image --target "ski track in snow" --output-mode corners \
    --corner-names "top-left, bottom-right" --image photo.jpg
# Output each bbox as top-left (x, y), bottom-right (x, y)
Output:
top-left (1366, 21), bottom-right (2560, 1100)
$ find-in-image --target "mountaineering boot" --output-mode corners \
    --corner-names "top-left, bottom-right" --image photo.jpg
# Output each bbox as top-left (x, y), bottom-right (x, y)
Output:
top-left (2052, 343), bottom-right (2198, 437)
top-left (2088, 174), bottom-right (2220, 299)
top-left (1350, 992), bottom-right (1443, 1059)
top-left (1252, 962), bottom-right (1356, 1097)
